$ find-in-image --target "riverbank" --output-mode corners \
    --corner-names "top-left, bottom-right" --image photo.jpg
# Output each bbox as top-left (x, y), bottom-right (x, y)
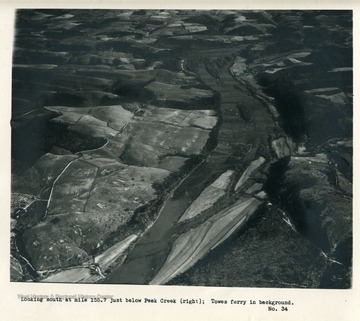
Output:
top-left (11, 10), bottom-right (352, 288)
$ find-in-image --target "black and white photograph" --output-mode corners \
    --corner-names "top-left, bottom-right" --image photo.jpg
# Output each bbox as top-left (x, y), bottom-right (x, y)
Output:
top-left (10, 8), bottom-right (353, 287)
top-left (2, 1), bottom-right (359, 320)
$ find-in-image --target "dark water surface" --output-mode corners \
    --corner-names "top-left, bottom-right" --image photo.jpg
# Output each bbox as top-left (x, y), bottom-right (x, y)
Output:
top-left (105, 53), bottom-right (275, 284)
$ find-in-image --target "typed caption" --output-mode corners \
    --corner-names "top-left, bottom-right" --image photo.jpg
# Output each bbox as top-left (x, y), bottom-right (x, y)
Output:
top-left (17, 294), bottom-right (295, 312)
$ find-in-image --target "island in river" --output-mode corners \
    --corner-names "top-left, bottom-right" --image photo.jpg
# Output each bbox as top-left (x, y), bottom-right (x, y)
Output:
top-left (11, 9), bottom-right (352, 288)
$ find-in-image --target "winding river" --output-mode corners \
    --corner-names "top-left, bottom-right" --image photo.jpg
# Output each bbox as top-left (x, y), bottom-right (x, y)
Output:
top-left (105, 48), bottom-right (276, 284)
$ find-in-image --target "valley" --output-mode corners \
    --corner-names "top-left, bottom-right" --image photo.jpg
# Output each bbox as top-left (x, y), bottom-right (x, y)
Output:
top-left (11, 9), bottom-right (352, 288)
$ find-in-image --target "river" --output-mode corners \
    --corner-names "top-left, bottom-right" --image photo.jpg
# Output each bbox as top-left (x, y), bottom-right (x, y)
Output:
top-left (105, 48), bottom-right (276, 284)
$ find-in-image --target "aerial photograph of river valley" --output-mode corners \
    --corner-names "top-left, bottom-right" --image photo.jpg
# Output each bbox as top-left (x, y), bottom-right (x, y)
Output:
top-left (10, 9), bottom-right (352, 288)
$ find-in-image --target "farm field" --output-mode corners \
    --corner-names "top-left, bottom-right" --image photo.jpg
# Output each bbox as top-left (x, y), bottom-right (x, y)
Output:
top-left (11, 9), bottom-right (352, 288)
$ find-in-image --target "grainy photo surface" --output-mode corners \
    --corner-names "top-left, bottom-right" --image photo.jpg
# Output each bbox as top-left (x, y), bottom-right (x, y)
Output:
top-left (11, 9), bottom-right (353, 288)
